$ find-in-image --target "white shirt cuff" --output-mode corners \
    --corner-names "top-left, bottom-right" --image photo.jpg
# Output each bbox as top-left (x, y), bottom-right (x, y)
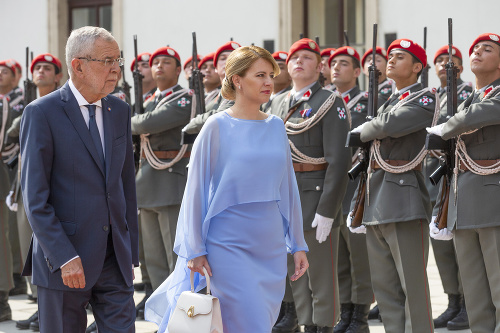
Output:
top-left (60, 256), bottom-right (80, 268)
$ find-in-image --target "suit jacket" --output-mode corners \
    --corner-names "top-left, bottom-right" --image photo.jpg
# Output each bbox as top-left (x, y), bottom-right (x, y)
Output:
top-left (442, 77), bottom-right (500, 229)
top-left (270, 81), bottom-right (351, 230)
top-left (20, 82), bottom-right (139, 291)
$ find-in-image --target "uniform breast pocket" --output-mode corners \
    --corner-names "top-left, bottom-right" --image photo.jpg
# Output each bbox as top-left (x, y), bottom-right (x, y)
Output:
top-left (60, 221), bottom-right (77, 236)
top-left (384, 172), bottom-right (418, 188)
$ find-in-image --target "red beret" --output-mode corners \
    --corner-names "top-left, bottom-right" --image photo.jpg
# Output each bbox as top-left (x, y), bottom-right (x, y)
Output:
top-left (286, 38), bottom-right (320, 64)
top-left (30, 54), bottom-right (62, 74)
top-left (320, 48), bottom-right (336, 58)
top-left (361, 47), bottom-right (388, 67)
top-left (433, 45), bottom-right (462, 64)
top-left (0, 59), bottom-right (18, 75)
top-left (214, 41), bottom-right (241, 67)
top-left (149, 47), bottom-right (181, 67)
top-left (328, 46), bottom-right (360, 68)
top-left (272, 51), bottom-right (288, 62)
top-left (387, 38), bottom-right (427, 68)
top-left (469, 33), bottom-right (500, 56)
top-left (183, 55), bottom-right (202, 70)
top-left (130, 52), bottom-right (151, 72)
top-left (11, 60), bottom-right (22, 74)
top-left (198, 52), bottom-right (215, 69)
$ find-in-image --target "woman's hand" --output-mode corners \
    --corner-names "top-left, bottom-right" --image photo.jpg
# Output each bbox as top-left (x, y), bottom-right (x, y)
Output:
top-left (290, 251), bottom-right (308, 281)
top-left (187, 255), bottom-right (212, 277)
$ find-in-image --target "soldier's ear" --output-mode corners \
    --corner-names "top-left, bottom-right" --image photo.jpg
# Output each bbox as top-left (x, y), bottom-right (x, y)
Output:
top-left (317, 60), bottom-right (324, 73)
top-left (413, 62), bottom-right (423, 75)
top-left (354, 67), bottom-right (361, 78)
top-left (176, 66), bottom-right (182, 77)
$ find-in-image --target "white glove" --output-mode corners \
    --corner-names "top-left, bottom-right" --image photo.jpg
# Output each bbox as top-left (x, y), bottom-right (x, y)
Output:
top-left (311, 213), bottom-right (334, 243)
top-left (346, 211), bottom-right (353, 227)
top-left (429, 216), bottom-right (454, 240)
top-left (5, 191), bottom-right (17, 212)
top-left (426, 124), bottom-right (445, 137)
top-left (346, 210), bottom-right (366, 234)
top-left (350, 122), bottom-right (366, 134)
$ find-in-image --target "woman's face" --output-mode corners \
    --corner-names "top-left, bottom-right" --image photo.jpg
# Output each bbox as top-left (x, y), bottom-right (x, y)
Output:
top-left (234, 58), bottom-right (275, 104)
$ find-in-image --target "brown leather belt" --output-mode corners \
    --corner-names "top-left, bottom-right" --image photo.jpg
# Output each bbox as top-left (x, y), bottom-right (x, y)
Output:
top-left (371, 160), bottom-right (422, 172)
top-left (293, 162), bottom-right (328, 172)
top-left (459, 159), bottom-right (500, 172)
top-left (141, 150), bottom-right (191, 159)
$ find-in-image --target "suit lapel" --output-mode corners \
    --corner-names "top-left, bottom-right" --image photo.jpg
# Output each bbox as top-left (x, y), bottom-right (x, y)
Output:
top-left (60, 83), bottom-right (105, 177)
top-left (102, 97), bottom-right (113, 183)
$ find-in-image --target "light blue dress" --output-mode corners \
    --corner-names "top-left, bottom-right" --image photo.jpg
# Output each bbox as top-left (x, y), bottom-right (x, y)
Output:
top-left (145, 111), bottom-right (308, 332)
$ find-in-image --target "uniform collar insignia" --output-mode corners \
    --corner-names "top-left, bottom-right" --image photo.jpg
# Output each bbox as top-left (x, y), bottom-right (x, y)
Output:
top-left (399, 91), bottom-right (410, 100)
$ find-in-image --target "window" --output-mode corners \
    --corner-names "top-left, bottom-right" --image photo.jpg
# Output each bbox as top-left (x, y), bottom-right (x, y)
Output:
top-left (68, 0), bottom-right (112, 33)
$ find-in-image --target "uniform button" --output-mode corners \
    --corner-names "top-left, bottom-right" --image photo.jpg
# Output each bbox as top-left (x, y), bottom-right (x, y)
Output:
top-left (168, 168), bottom-right (173, 173)
top-left (399, 179), bottom-right (404, 184)
top-left (103, 225), bottom-right (109, 231)
top-left (316, 186), bottom-right (321, 191)
top-left (49, 265), bottom-right (53, 270)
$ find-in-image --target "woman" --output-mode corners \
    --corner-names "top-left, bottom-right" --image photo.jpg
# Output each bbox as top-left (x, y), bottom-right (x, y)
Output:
top-left (145, 46), bottom-right (309, 332)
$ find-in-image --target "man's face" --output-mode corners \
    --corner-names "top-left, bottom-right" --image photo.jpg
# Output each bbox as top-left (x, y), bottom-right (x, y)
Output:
top-left (287, 50), bottom-right (321, 84)
top-left (137, 61), bottom-right (153, 84)
top-left (0, 66), bottom-right (15, 91)
top-left (273, 61), bottom-right (292, 91)
top-left (363, 54), bottom-right (387, 77)
top-left (321, 56), bottom-right (331, 83)
top-left (386, 50), bottom-right (422, 82)
top-left (201, 60), bottom-right (220, 87)
top-left (215, 51), bottom-right (231, 80)
top-left (434, 55), bottom-right (463, 83)
top-left (330, 55), bottom-right (359, 87)
top-left (33, 63), bottom-right (61, 88)
top-left (470, 41), bottom-right (500, 75)
top-left (184, 63), bottom-right (193, 81)
top-left (151, 56), bottom-right (181, 86)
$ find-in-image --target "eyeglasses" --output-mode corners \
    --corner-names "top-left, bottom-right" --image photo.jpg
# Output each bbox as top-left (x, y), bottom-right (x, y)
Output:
top-left (77, 57), bottom-right (124, 67)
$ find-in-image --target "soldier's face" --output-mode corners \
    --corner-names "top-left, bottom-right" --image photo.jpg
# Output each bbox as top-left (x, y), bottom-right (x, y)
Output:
top-left (233, 58), bottom-right (274, 104)
top-left (184, 63), bottom-right (193, 81)
top-left (330, 55), bottom-right (360, 86)
top-left (0, 66), bottom-right (15, 91)
top-left (387, 50), bottom-right (422, 82)
top-left (273, 61), bottom-right (292, 91)
top-left (215, 51), bottom-right (231, 80)
top-left (321, 56), bottom-right (331, 83)
top-left (434, 55), bottom-right (463, 82)
top-left (138, 61), bottom-right (153, 84)
top-left (33, 63), bottom-right (61, 87)
top-left (363, 54), bottom-right (387, 77)
top-left (201, 61), bottom-right (220, 87)
top-left (470, 41), bottom-right (500, 75)
top-left (151, 56), bottom-right (181, 87)
top-left (287, 50), bottom-right (322, 84)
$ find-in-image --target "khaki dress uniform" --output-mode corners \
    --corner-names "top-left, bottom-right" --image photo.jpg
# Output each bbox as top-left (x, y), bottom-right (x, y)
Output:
top-left (270, 81), bottom-right (351, 328)
top-left (132, 85), bottom-right (192, 290)
top-left (182, 92), bottom-right (234, 135)
top-left (338, 86), bottom-right (373, 307)
top-left (359, 83), bottom-right (436, 333)
top-left (440, 77), bottom-right (500, 333)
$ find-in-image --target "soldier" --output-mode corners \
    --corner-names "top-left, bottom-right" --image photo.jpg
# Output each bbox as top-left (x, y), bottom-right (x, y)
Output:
top-left (263, 51), bottom-right (292, 114)
top-left (111, 71), bottom-right (130, 104)
top-left (321, 48), bottom-right (336, 91)
top-left (426, 32), bottom-right (500, 333)
top-left (361, 47), bottom-right (395, 108)
top-left (182, 55), bottom-right (201, 81)
top-left (131, 46), bottom-right (192, 318)
top-left (182, 41), bottom-right (240, 135)
top-left (328, 46), bottom-right (373, 333)
top-left (351, 38), bottom-right (436, 333)
top-left (0, 59), bottom-right (25, 322)
top-left (131, 52), bottom-right (156, 104)
top-left (198, 52), bottom-right (220, 105)
top-left (426, 45), bottom-right (471, 331)
top-left (5, 53), bottom-right (63, 331)
top-left (269, 38), bottom-right (351, 333)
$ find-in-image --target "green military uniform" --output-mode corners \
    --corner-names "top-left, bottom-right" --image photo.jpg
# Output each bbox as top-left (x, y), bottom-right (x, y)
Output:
top-left (263, 86), bottom-right (292, 113)
top-left (270, 81), bottom-right (351, 328)
top-left (426, 80), bottom-right (472, 301)
top-left (337, 86), bottom-right (373, 308)
top-left (359, 83), bottom-right (435, 333)
top-left (182, 92), bottom-right (234, 135)
top-left (440, 77), bottom-right (500, 333)
top-left (132, 85), bottom-right (192, 290)
top-left (377, 78), bottom-right (395, 109)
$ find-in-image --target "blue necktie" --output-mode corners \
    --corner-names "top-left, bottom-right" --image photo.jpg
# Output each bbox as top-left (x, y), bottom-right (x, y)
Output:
top-left (86, 104), bottom-right (105, 170)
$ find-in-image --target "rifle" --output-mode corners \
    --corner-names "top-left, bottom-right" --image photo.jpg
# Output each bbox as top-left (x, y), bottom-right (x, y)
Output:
top-left (420, 27), bottom-right (430, 88)
top-left (316, 36), bottom-right (326, 87)
top-left (344, 30), bottom-right (350, 46)
top-left (120, 50), bottom-right (131, 102)
top-left (180, 32), bottom-right (206, 145)
top-left (24, 47), bottom-right (37, 106)
top-left (425, 18), bottom-right (457, 230)
top-left (131, 35), bottom-right (144, 167)
top-left (345, 24), bottom-right (380, 227)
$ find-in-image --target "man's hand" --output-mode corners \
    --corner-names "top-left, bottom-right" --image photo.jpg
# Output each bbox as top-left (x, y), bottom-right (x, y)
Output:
top-left (290, 251), bottom-right (308, 281)
top-left (426, 124), bottom-right (445, 137)
top-left (61, 257), bottom-right (86, 289)
top-left (311, 213), bottom-right (334, 243)
top-left (350, 122), bottom-right (366, 134)
top-left (5, 191), bottom-right (17, 212)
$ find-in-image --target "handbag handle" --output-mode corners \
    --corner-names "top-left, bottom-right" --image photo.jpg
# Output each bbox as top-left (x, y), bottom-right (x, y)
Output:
top-left (190, 266), bottom-right (211, 295)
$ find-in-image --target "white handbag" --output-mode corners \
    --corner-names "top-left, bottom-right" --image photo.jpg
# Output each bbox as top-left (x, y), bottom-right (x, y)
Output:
top-left (167, 267), bottom-right (223, 333)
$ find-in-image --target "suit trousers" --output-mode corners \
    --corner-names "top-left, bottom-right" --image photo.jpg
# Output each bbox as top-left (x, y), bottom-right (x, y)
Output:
top-left (140, 204), bottom-right (180, 290)
top-left (430, 238), bottom-right (462, 295)
top-left (137, 214), bottom-right (150, 285)
top-left (287, 227), bottom-right (339, 327)
top-left (17, 197), bottom-right (37, 297)
top-left (37, 230), bottom-right (135, 333)
top-left (338, 218), bottom-right (373, 305)
top-left (455, 227), bottom-right (500, 333)
top-left (366, 220), bottom-right (433, 333)
top-left (0, 163), bottom-right (13, 292)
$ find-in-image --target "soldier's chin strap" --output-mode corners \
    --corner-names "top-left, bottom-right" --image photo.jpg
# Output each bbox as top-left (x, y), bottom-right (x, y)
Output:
top-left (140, 88), bottom-right (195, 170)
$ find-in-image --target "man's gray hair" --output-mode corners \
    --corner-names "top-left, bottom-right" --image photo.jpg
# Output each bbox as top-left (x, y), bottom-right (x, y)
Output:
top-left (65, 26), bottom-right (115, 77)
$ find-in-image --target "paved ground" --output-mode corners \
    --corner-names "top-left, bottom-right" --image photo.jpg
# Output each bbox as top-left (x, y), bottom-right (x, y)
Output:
top-left (0, 245), bottom-right (471, 332)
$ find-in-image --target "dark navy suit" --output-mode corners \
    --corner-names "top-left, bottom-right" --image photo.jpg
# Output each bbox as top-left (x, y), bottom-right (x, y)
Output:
top-left (20, 82), bottom-right (139, 332)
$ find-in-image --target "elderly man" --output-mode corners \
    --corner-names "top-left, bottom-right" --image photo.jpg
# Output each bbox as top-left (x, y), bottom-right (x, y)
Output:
top-left (20, 26), bottom-right (138, 332)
